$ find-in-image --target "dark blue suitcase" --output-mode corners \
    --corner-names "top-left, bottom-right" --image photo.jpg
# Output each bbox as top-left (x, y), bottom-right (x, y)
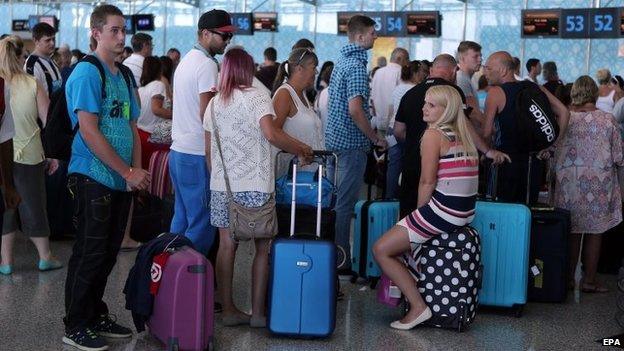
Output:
top-left (528, 207), bottom-right (570, 302)
top-left (268, 156), bottom-right (337, 337)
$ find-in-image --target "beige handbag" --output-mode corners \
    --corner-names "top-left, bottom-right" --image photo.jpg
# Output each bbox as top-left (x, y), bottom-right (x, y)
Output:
top-left (210, 100), bottom-right (277, 241)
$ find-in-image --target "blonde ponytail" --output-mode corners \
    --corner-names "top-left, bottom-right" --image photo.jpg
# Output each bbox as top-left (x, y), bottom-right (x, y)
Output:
top-left (0, 35), bottom-right (27, 83)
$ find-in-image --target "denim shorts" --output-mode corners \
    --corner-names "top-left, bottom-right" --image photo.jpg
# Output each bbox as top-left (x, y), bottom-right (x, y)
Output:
top-left (210, 191), bottom-right (271, 228)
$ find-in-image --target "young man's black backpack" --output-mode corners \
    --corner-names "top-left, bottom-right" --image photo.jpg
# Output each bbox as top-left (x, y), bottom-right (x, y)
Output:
top-left (25, 55), bottom-right (57, 98)
top-left (514, 80), bottom-right (560, 153)
top-left (42, 55), bottom-right (135, 161)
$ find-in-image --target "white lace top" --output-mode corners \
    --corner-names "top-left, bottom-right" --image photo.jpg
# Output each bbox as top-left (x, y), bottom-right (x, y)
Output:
top-left (203, 87), bottom-right (276, 193)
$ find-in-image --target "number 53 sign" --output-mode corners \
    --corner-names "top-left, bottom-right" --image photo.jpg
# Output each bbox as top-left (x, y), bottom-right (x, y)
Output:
top-left (561, 7), bottom-right (620, 39)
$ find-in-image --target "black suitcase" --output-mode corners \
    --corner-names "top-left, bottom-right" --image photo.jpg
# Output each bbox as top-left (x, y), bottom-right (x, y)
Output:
top-left (130, 192), bottom-right (165, 243)
top-left (492, 154), bottom-right (571, 303)
top-left (528, 207), bottom-right (570, 302)
top-left (598, 216), bottom-right (624, 274)
top-left (276, 204), bottom-right (335, 241)
top-left (405, 226), bottom-right (482, 332)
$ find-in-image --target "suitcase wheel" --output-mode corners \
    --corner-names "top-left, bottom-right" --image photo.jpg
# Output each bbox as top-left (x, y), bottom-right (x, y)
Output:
top-left (513, 304), bottom-right (524, 318)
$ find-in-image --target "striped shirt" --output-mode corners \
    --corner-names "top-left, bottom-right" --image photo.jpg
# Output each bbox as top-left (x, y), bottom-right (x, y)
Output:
top-left (399, 126), bottom-right (478, 242)
top-left (432, 126), bottom-right (479, 225)
top-left (24, 54), bottom-right (62, 97)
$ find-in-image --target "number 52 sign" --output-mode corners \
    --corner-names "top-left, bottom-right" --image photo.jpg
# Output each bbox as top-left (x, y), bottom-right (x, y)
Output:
top-left (561, 7), bottom-right (620, 39)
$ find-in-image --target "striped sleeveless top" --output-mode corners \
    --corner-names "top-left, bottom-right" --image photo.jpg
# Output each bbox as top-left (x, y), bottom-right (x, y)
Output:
top-left (430, 125), bottom-right (479, 225)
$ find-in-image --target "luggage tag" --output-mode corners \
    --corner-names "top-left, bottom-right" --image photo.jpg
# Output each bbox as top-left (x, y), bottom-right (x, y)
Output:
top-left (149, 236), bottom-right (181, 295)
top-left (389, 284), bottom-right (402, 299)
top-left (531, 259), bottom-right (544, 289)
top-left (150, 251), bottom-right (172, 295)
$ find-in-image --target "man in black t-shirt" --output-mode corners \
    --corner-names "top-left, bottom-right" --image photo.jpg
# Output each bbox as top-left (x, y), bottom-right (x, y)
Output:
top-left (394, 54), bottom-right (466, 217)
top-left (541, 61), bottom-right (564, 96)
top-left (256, 47), bottom-right (279, 90)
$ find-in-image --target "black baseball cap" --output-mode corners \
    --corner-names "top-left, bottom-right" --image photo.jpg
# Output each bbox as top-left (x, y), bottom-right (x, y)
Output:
top-left (198, 9), bottom-right (236, 33)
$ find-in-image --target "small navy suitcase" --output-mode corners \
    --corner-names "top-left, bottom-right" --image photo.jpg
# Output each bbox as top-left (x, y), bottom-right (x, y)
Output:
top-left (528, 206), bottom-right (570, 303)
top-left (268, 158), bottom-right (337, 338)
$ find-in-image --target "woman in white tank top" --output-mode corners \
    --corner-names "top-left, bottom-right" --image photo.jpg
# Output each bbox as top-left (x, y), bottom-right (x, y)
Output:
top-left (272, 48), bottom-right (323, 175)
top-left (595, 68), bottom-right (621, 113)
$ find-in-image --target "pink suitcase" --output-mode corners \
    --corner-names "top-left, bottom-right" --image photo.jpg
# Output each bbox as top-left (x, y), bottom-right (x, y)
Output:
top-left (147, 246), bottom-right (214, 351)
top-left (376, 274), bottom-right (402, 307)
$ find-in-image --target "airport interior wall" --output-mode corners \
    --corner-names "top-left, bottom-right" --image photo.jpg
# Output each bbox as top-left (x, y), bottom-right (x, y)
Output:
top-left (2, 0), bottom-right (624, 82)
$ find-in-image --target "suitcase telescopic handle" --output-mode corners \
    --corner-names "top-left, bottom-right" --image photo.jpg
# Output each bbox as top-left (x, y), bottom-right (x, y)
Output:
top-left (289, 162), bottom-right (323, 239)
top-left (483, 152), bottom-right (538, 205)
top-left (275, 150), bottom-right (339, 186)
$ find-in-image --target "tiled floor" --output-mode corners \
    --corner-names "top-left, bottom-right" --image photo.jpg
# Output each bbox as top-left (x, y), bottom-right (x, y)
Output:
top-left (0, 235), bottom-right (622, 351)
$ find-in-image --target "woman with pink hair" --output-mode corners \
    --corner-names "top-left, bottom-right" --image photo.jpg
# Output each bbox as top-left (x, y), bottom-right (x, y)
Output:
top-left (203, 48), bottom-right (312, 328)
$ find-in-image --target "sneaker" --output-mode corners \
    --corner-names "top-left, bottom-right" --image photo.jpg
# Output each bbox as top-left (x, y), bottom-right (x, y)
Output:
top-left (92, 314), bottom-right (132, 338)
top-left (62, 327), bottom-right (108, 351)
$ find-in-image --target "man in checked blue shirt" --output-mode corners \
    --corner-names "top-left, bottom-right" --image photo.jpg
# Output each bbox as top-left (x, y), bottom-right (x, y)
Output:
top-left (325, 15), bottom-right (387, 278)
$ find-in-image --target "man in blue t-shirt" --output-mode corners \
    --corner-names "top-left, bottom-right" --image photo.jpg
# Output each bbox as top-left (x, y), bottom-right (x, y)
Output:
top-left (62, 5), bottom-right (149, 351)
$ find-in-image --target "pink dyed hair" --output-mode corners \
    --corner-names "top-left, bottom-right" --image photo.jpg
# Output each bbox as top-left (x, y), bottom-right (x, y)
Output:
top-left (217, 48), bottom-right (255, 102)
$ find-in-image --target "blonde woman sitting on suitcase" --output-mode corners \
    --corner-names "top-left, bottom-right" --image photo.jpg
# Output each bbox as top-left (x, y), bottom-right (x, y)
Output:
top-left (373, 85), bottom-right (482, 330)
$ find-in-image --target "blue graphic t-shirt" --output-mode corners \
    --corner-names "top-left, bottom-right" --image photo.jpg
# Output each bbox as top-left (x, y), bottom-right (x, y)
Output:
top-left (65, 55), bottom-right (139, 191)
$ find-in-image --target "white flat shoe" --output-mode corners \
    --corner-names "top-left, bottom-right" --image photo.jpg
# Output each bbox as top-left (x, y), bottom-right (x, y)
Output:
top-left (390, 306), bottom-right (432, 330)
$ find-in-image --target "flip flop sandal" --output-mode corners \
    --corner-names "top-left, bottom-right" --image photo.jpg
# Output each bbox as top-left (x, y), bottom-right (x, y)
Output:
top-left (581, 283), bottom-right (609, 293)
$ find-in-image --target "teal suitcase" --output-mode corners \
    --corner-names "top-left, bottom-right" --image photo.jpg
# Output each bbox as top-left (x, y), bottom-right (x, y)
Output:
top-left (351, 200), bottom-right (400, 287)
top-left (471, 201), bottom-right (531, 316)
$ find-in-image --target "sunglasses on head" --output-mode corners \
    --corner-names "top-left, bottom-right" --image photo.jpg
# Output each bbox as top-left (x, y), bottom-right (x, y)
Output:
top-left (295, 48), bottom-right (314, 66)
top-left (209, 30), bottom-right (233, 41)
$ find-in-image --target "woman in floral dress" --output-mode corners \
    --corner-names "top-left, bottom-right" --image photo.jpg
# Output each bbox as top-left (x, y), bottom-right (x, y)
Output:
top-left (554, 75), bottom-right (623, 293)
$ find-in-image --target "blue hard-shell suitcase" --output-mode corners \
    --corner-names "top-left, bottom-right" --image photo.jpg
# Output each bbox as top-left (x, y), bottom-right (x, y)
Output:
top-left (268, 238), bottom-right (336, 337)
top-left (268, 154), bottom-right (337, 338)
top-left (352, 200), bottom-right (400, 286)
top-left (471, 201), bottom-right (531, 315)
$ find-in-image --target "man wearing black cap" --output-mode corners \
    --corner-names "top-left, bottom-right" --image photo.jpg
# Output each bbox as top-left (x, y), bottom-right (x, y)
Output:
top-left (169, 10), bottom-right (234, 259)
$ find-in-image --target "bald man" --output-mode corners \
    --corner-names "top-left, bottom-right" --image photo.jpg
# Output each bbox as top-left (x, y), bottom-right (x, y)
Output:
top-left (483, 51), bottom-right (569, 204)
top-left (371, 47), bottom-right (409, 131)
top-left (393, 53), bottom-right (510, 217)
